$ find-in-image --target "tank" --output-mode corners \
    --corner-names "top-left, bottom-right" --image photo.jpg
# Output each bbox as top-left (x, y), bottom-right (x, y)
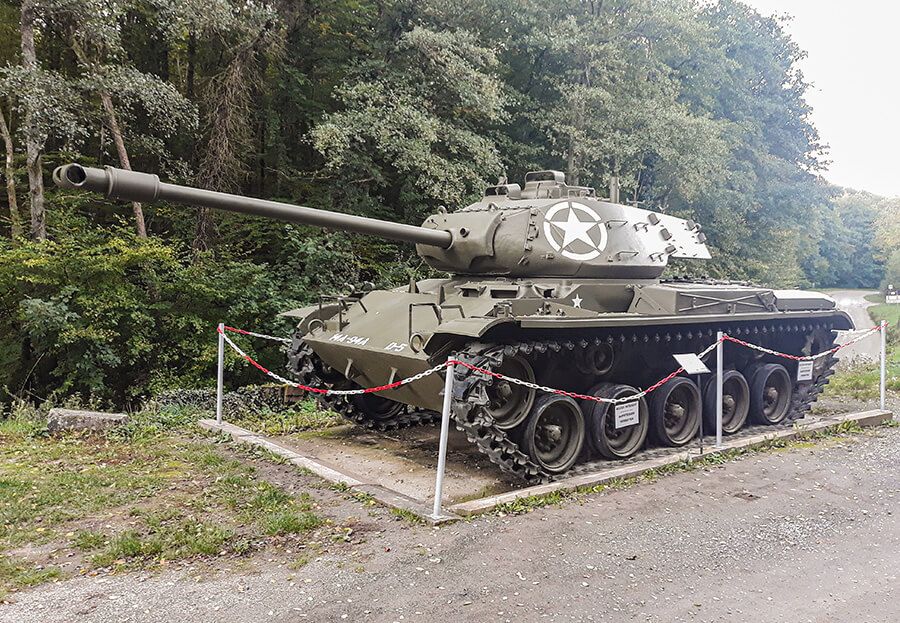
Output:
top-left (54, 163), bottom-right (853, 481)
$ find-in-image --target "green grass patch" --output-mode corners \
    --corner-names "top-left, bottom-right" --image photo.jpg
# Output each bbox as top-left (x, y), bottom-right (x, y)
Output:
top-left (263, 510), bottom-right (325, 536)
top-left (0, 555), bottom-right (61, 601)
top-left (225, 400), bottom-right (344, 436)
top-left (0, 403), bottom-right (326, 596)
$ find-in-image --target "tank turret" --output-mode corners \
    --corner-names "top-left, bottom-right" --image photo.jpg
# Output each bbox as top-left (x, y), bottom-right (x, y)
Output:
top-left (54, 163), bottom-right (708, 279)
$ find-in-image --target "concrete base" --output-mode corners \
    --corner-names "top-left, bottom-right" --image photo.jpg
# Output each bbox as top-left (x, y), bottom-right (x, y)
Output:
top-left (47, 408), bottom-right (129, 434)
top-left (200, 409), bottom-right (893, 523)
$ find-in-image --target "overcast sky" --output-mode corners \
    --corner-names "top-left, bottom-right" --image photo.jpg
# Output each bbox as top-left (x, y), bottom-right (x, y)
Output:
top-left (743, 0), bottom-right (899, 197)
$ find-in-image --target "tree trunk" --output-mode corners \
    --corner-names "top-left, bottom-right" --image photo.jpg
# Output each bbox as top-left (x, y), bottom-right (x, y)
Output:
top-left (20, 0), bottom-right (45, 241)
top-left (100, 91), bottom-right (147, 238)
top-left (0, 101), bottom-right (23, 239)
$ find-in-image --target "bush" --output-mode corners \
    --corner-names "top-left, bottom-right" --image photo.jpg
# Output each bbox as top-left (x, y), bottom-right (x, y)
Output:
top-left (0, 224), bottom-right (301, 408)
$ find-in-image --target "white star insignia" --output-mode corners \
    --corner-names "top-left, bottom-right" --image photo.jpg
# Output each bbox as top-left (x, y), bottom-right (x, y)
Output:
top-left (549, 208), bottom-right (601, 250)
top-left (542, 201), bottom-right (608, 261)
top-left (572, 295), bottom-right (583, 308)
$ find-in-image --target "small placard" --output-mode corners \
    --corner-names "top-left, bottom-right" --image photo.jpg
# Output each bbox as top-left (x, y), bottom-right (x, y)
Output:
top-left (797, 360), bottom-right (814, 381)
top-left (673, 353), bottom-right (711, 375)
top-left (614, 401), bottom-right (640, 429)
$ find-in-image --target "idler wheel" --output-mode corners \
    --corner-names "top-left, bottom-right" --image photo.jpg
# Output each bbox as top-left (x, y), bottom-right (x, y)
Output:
top-left (649, 376), bottom-right (701, 447)
top-left (702, 370), bottom-right (750, 435)
top-left (581, 383), bottom-right (648, 460)
top-left (575, 344), bottom-right (616, 376)
top-left (748, 363), bottom-right (792, 424)
top-left (519, 394), bottom-right (585, 475)
top-left (485, 354), bottom-right (536, 430)
top-left (350, 393), bottom-right (405, 421)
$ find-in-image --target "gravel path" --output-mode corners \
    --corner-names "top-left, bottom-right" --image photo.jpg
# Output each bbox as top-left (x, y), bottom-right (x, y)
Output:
top-left (4, 418), bottom-right (898, 623)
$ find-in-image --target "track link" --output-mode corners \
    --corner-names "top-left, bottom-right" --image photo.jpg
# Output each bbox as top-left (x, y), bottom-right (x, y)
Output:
top-left (286, 338), bottom-right (438, 431)
top-left (451, 320), bottom-right (841, 484)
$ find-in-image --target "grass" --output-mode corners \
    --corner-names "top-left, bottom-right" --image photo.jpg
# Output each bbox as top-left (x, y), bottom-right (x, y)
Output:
top-left (0, 402), bottom-right (328, 600)
top-left (224, 399), bottom-right (344, 436)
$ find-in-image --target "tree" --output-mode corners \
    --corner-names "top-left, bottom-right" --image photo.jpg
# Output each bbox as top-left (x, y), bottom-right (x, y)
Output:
top-left (20, 0), bottom-right (44, 240)
top-left (0, 98), bottom-right (22, 238)
top-left (52, 0), bottom-right (197, 238)
top-left (312, 26), bottom-right (506, 211)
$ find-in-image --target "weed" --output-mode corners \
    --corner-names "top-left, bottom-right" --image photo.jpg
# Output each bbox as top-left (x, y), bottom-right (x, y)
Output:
top-left (0, 555), bottom-right (60, 601)
top-left (389, 507), bottom-right (426, 525)
top-left (263, 510), bottom-right (325, 536)
top-left (72, 530), bottom-right (107, 551)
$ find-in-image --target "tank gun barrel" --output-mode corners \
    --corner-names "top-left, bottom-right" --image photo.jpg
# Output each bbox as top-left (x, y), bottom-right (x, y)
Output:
top-left (52, 164), bottom-right (453, 249)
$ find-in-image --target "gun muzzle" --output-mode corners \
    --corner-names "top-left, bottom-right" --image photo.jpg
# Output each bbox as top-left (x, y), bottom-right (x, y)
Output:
top-left (53, 164), bottom-right (161, 203)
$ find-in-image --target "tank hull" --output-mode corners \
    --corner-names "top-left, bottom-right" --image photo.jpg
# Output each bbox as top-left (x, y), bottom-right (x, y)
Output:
top-left (290, 278), bottom-right (852, 414)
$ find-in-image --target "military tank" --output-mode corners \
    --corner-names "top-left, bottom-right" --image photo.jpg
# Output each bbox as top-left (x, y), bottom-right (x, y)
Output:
top-left (54, 163), bottom-right (852, 482)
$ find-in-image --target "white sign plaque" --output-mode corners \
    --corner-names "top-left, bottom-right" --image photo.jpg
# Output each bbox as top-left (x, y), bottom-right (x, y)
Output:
top-left (797, 360), bottom-right (814, 381)
top-left (614, 402), bottom-right (640, 429)
top-left (673, 353), bottom-right (711, 375)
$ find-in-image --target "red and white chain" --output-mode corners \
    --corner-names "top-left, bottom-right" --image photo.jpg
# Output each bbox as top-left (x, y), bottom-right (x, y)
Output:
top-left (722, 324), bottom-right (884, 362)
top-left (223, 325), bottom-right (292, 344)
top-left (220, 330), bottom-right (447, 396)
top-left (451, 337), bottom-right (724, 405)
top-left (219, 322), bottom-right (887, 405)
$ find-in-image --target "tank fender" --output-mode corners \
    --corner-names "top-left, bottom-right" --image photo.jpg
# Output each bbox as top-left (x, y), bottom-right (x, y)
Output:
top-left (423, 316), bottom-right (516, 355)
top-left (278, 303), bottom-right (341, 332)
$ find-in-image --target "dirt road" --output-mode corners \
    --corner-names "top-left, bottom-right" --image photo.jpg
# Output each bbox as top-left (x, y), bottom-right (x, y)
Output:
top-left (826, 289), bottom-right (882, 363)
top-left (4, 416), bottom-right (898, 623)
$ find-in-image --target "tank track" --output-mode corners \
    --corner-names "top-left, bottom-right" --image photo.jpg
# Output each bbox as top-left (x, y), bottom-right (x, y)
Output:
top-left (286, 338), bottom-right (438, 431)
top-left (451, 320), bottom-right (840, 484)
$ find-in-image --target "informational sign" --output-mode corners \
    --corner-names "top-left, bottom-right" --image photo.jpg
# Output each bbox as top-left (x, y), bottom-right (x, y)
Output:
top-left (673, 353), bottom-right (711, 375)
top-left (797, 360), bottom-right (815, 381)
top-left (887, 294), bottom-right (900, 304)
top-left (614, 401), bottom-right (640, 429)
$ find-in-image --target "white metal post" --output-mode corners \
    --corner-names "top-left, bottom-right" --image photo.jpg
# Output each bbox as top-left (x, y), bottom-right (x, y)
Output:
top-left (431, 356), bottom-right (455, 519)
top-left (880, 321), bottom-right (887, 412)
top-left (216, 322), bottom-right (225, 424)
top-left (716, 331), bottom-right (724, 448)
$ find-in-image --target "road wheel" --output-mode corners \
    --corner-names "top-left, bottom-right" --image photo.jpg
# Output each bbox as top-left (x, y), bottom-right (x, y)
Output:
top-left (581, 383), bottom-right (649, 460)
top-left (702, 370), bottom-right (750, 435)
top-left (519, 394), bottom-right (585, 475)
top-left (350, 393), bottom-right (405, 422)
top-left (649, 376), bottom-right (701, 447)
top-left (749, 363), bottom-right (793, 424)
top-left (485, 354), bottom-right (536, 430)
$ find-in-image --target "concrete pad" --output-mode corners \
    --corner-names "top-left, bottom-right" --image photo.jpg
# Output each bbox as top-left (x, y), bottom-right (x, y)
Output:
top-left (276, 426), bottom-right (515, 504)
top-left (47, 408), bottom-right (128, 434)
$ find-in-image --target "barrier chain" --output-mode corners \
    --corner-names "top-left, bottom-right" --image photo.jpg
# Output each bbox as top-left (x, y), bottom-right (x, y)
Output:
top-left (218, 323), bottom-right (888, 406)
top-left (722, 324), bottom-right (884, 361)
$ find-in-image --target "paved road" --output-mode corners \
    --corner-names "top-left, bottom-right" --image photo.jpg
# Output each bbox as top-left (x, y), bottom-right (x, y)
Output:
top-left (4, 420), bottom-right (898, 623)
top-left (824, 289), bottom-right (881, 363)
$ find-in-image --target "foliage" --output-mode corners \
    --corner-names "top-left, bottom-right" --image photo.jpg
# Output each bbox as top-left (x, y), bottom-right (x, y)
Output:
top-left (0, 205), bottom-right (312, 406)
top-left (0, 0), bottom-right (897, 404)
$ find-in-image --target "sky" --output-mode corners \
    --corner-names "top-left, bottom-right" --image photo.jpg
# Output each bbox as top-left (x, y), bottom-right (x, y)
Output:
top-left (744, 0), bottom-right (900, 197)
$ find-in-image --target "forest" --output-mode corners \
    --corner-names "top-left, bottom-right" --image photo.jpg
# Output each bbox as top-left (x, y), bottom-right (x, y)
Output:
top-left (0, 0), bottom-right (897, 408)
